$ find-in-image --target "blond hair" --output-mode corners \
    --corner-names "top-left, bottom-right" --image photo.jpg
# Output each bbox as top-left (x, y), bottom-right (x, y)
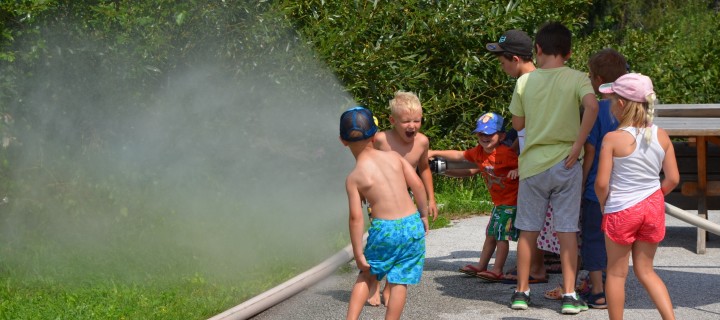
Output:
top-left (614, 91), bottom-right (657, 143)
top-left (388, 91), bottom-right (422, 115)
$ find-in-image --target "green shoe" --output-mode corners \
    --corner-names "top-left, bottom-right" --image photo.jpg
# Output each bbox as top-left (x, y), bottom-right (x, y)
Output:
top-left (561, 293), bottom-right (589, 314)
top-left (510, 291), bottom-right (530, 310)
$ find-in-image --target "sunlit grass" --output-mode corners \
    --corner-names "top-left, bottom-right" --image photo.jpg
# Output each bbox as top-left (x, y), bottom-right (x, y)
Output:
top-left (431, 175), bottom-right (493, 229)
top-left (0, 176), bottom-right (488, 319)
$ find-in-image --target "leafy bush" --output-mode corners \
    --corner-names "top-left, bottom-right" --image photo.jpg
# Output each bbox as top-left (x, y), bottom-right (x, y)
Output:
top-left (281, 0), bottom-right (593, 149)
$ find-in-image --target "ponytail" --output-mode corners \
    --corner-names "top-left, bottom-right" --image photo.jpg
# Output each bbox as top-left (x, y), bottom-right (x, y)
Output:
top-left (643, 92), bottom-right (657, 143)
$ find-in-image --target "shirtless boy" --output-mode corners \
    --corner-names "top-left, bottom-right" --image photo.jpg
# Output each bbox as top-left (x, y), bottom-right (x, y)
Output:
top-left (341, 106), bottom-right (429, 320)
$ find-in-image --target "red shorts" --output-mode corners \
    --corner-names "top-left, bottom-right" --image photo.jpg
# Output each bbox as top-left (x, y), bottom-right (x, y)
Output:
top-left (602, 189), bottom-right (665, 245)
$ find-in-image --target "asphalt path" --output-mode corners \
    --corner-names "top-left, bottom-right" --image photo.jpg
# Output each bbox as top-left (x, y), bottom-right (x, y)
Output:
top-left (252, 211), bottom-right (720, 319)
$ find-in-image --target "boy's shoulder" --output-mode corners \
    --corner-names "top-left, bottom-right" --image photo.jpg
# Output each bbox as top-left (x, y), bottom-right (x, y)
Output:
top-left (414, 132), bottom-right (430, 147)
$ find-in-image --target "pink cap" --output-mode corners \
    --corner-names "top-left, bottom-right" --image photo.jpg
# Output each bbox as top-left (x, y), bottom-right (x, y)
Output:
top-left (598, 73), bottom-right (655, 103)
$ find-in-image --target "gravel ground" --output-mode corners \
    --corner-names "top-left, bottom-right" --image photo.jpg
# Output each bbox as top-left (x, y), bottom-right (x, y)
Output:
top-left (251, 211), bottom-right (720, 320)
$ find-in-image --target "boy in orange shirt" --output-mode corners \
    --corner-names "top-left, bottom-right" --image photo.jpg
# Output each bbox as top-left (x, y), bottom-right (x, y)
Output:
top-left (429, 112), bottom-right (519, 281)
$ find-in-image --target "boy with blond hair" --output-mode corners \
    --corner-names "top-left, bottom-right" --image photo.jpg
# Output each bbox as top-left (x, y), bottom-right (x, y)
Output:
top-left (340, 107), bottom-right (429, 320)
top-left (374, 91), bottom-right (437, 220)
top-left (369, 90), bottom-right (437, 306)
top-left (508, 22), bottom-right (598, 314)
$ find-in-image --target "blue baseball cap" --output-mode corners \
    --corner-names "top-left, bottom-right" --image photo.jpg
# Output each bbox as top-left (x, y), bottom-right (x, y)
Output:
top-left (340, 106), bottom-right (378, 142)
top-left (472, 112), bottom-right (504, 135)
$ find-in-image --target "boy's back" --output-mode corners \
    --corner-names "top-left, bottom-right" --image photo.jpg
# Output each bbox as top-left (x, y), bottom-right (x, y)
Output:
top-left (511, 67), bottom-right (595, 178)
top-left (507, 22), bottom-right (598, 314)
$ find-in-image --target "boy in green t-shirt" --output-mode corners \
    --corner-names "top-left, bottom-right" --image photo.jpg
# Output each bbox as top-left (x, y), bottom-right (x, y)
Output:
top-left (508, 22), bottom-right (598, 315)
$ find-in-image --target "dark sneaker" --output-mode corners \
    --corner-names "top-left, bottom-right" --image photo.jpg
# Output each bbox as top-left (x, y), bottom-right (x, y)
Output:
top-left (561, 293), bottom-right (589, 314)
top-left (510, 291), bottom-right (530, 310)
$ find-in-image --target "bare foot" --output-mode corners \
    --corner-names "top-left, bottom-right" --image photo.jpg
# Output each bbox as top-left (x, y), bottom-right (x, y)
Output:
top-left (367, 281), bottom-right (381, 306)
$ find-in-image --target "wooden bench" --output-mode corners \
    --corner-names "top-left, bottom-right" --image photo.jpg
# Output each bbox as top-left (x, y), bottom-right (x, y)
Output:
top-left (665, 141), bottom-right (720, 209)
top-left (654, 104), bottom-right (720, 254)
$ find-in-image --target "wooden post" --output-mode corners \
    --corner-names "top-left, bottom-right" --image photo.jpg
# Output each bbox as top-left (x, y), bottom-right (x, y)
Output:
top-left (697, 136), bottom-right (707, 254)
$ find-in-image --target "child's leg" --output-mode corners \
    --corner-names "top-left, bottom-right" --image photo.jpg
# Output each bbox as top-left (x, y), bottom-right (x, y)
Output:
top-left (516, 230), bottom-right (539, 292)
top-left (381, 279), bottom-right (390, 306)
top-left (384, 283), bottom-right (407, 320)
top-left (581, 199), bottom-right (607, 296)
top-left (347, 271), bottom-right (373, 320)
top-left (588, 270), bottom-right (605, 295)
top-left (546, 162), bottom-right (582, 295)
top-left (605, 235), bottom-right (632, 320)
top-left (492, 239), bottom-right (509, 274)
top-left (479, 236), bottom-right (497, 271)
top-left (556, 231), bottom-right (579, 294)
top-left (529, 246), bottom-right (547, 280)
top-left (367, 277), bottom-right (381, 306)
top-left (632, 241), bottom-right (675, 320)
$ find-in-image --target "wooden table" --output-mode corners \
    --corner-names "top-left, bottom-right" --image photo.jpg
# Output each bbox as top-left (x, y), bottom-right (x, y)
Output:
top-left (654, 104), bottom-right (720, 254)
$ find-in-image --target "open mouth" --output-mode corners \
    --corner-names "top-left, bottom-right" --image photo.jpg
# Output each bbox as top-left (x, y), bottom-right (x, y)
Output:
top-left (405, 131), bottom-right (416, 138)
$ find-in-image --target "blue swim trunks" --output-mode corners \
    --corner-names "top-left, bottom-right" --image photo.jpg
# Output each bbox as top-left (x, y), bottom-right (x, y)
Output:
top-left (364, 212), bottom-right (425, 285)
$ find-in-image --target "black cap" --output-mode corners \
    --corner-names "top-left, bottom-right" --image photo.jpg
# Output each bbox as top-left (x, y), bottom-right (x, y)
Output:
top-left (485, 30), bottom-right (533, 57)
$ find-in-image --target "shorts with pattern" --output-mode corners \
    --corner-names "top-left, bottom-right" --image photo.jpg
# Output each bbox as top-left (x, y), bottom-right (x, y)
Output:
top-left (602, 189), bottom-right (665, 245)
top-left (365, 212), bottom-right (425, 285)
top-left (537, 203), bottom-right (560, 254)
top-left (486, 205), bottom-right (519, 241)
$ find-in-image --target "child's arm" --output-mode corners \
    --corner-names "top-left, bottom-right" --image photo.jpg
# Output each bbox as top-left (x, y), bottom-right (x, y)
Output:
top-left (345, 176), bottom-right (370, 271)
top-left (594, 134), bottom-right (614, 212)
top-left (658, 128), bottom-right (680, 195)
top-left (443, 168), bottom-right (480, 177)
top-left (417, 149), bottom-right (438, 221)
top-left (512, 115), bottom-right (525, 131)
top-left (428, 150), bottom-right (465, 162)
top-left (402, 157), bottom-right (429, 233)
top-left (567, 94), bottom-right (599, 168)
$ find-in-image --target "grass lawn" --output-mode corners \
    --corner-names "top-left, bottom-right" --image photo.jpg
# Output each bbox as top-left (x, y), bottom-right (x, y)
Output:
top-left (0, 175), bottom-right (490, 319)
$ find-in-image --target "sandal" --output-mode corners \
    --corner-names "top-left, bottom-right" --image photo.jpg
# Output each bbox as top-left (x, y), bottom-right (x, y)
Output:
top-left (458, 264), bottom-right (485, 277)
top-left (546, 262), bottom-right (562, 274)
top-left (476, 270), bottom-right (505, 282)
top-left (543, 277), bottom-right (591, 301)
top-left (500, 271), bottom-right (548, 284)
top-left (544, 285), bottom-right (563, 300)
top-left (576, 275), bottom-right (591, 296)
top-left (585, 291), bottom-right (607, 309)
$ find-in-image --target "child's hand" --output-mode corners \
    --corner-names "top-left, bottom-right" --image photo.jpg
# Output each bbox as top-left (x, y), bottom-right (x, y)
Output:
top-left (356, 257), bottom-right (371, 272)
top-left (565, 142), bottom-right (583, 168)
top-left (428, 200), bottom-right (438, 221)
top-left (507, 169), bottom-right (519, 180)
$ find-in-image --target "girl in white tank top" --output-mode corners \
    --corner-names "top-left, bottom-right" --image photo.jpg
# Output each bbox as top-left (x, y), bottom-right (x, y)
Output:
top-left (594, 73), bottom-right (679, 320)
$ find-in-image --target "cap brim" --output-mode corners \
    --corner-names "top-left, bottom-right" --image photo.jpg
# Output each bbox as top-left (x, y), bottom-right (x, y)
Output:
top-left (485, 43), bottom-right (505, 53)
top-left (473, 128), bottom-right (499, 135)
top-left (598, 83), bottom-right (614, 94)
